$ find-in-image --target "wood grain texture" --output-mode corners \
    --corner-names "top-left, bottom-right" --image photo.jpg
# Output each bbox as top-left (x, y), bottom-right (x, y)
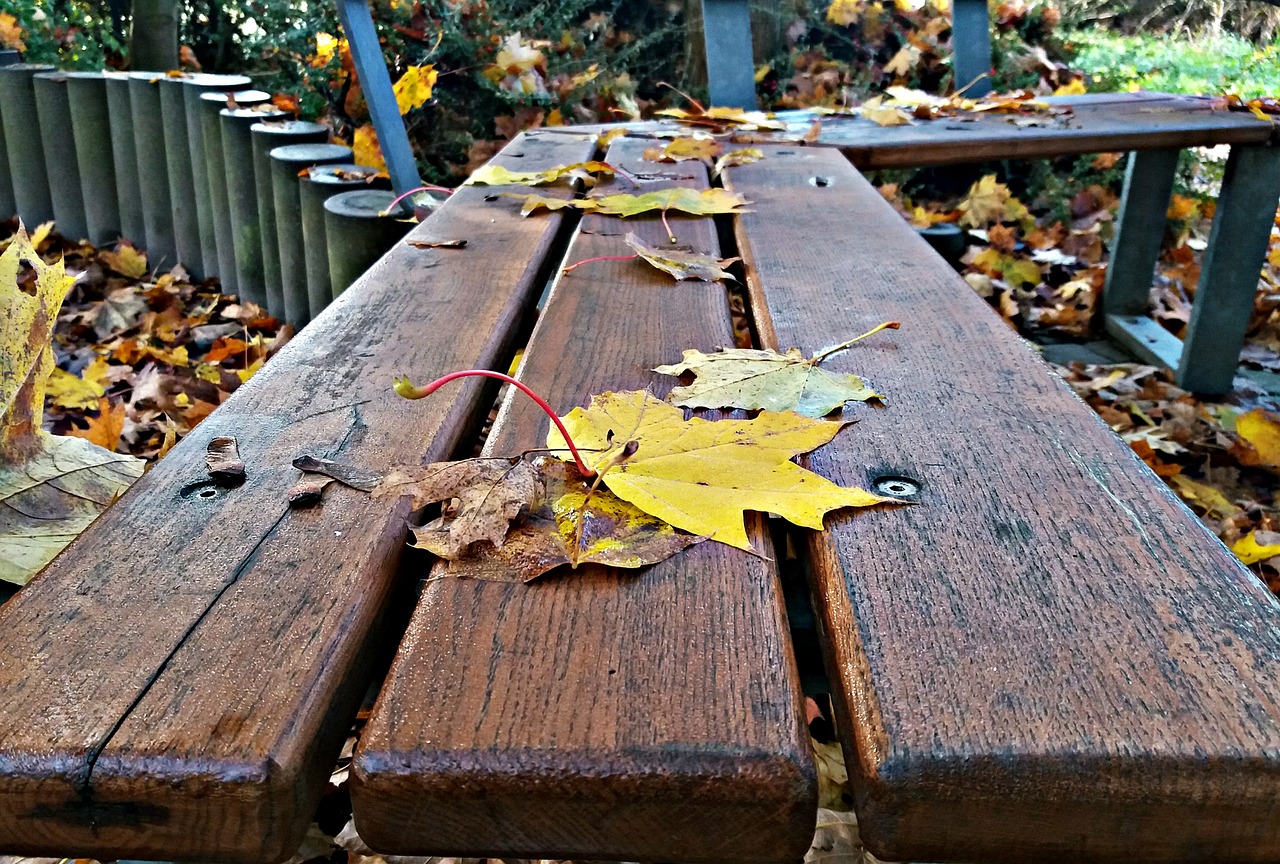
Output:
top-left (350, 136), bottom-right (816, 864)
top-left (724, 145), bottom-right (1280, 863)
top-left (0, 132), bottom-right (596, 863)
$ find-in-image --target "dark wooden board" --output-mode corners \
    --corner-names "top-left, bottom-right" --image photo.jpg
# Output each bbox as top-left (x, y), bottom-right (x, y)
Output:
top-left (797, 94), bottom-right (1272, 167)
top-left (723, 145), bottom-right (1280, 863)
top-left (351, 136), bottom-right (816, 864)
top-left (0, 131), bottom-right (596, 863)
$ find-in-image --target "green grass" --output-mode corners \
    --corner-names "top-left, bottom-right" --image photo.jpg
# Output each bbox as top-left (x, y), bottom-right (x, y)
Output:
top-left (1064, 30), bottom-right (1280, 97)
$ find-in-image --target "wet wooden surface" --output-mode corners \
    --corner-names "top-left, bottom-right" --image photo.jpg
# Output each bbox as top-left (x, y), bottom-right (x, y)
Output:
top-left (350, 135), bottom-right (816, 864)
top-left (0, 131), bottom-right (595, 863)
top-left (725, 145), bottom-right (1280, 863)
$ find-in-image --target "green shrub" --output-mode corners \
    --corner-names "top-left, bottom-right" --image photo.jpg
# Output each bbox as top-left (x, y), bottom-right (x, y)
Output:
top-left (1065, 29), bottom-right (1280, 96)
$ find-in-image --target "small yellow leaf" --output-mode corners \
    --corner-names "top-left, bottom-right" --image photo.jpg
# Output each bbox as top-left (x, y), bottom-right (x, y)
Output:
top-left (393, 64), bottom-right (437, 114)
top-left (100, 242), bottom-right (149, 279)
top-left (1169, 474), bottom-right (1241, 520)
top-left (712, 148), bottom-right (764, 177)
top-left (0, 12), bottom-right (26, 52)
top-left (958, 174), bottom-right (1031, 228)
top-left (621, 232), bottom-right (741, 282)
top-left (592, 187), bottom-right (751, 218)
top-left (826, 0), bottom-right (865, 25)
top-left (1232, 530), bottom-right (1280, 566)
top-left (45, 367), bottom-right (107, 411)
top-left (1234, 407), bottom-right (1280, 467)
top-left (547, 390), bottom-right (896, 550)
top-left (642, 137), bottom-right (722, 165)
top-left (1053, 78), bottom-right (1088, 96)
top-left (66, 397), bottom-right (127, 452)
top-left (860, 103), bottom-right (913, 126)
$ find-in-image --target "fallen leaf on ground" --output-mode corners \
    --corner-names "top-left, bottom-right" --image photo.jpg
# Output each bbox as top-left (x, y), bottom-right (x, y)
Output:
top-left (1233, 407), bottom-right (1280, 468)
top-left (1232, 530), bottom-right (1280, 565)
top-left (654, 327), bottom-right (894, 416)
top-left (206, 435), bottom-right (245, 483)
top-left (547, 390), bottom-right (897, 550)
top-left (67, 397), bottom-right (127, 452)
top-left (379, 457), bottom-right (542, 557)
top-left (429, 457), bottom-right (704, 581)
top-left (99, 243), bottom-right (148, 279)
top-left (958, 174), bottom-right (1032, 228)
top-left (624, 232), bottom-right (740, 282)
top-left (1170, 474), bottom-right (1242, 520)
top-left (465, 160), bottom-right (615, 186)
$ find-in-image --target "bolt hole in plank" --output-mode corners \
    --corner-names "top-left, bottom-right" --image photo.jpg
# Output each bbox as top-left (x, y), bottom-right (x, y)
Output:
top-left (872, 476), bottom-right (920, 498)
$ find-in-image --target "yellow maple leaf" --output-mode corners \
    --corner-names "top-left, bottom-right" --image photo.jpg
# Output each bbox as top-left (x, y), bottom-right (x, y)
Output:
top-left (1169, 474), bottom-right (1241, 520)
top-left (859, 97), bottom-right (913, 127)
top-left (464, 160), bottom-right (615, 186)
top-left (642, 138), bottom-right (722, 165)
top-left (1053, 78), bottom-right (1088, 96)
top-left (2, 224), bottom-right (79, 458)
top-left (45, 367), bottom-right (106, 411)
top-left (66, 396), bottom-right (127, 452)
top-left (393, 64), bottom-right (437, 114)
top-left (826, 0), bottom-right (865, 25)
top-left (1231, 530), bottom-right (1280, 566)
top-left (958, 174), bottom-right (1031, 228)
top-left (712, 148), bottom-right (764, 178)
top-left (100, 242), bottom-right (149, 279)
top-left (546, 390), bottom-right (895, 550)
top-left (0, 12), bottom-right (25, 52)
top-left (1234, 407), bottom-right (1280, 467)
top-left (592, 187), bottom-right (751, 218)
top-left (352, 124), bottom-right (387, 173)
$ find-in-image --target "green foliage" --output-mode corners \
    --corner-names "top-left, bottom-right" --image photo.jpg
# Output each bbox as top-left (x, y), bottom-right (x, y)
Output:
top-left (4, 0), bottom-right (122, 68)
top-left (1066, 30), bottom-right (1280, 97)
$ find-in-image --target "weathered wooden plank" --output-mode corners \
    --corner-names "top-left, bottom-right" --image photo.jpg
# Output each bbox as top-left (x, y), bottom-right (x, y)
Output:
top-left (725, 146), bottom-right (1280, 863)
top-left (0, 131), bottom-right (596, 863)
top-left (351, 136), bottom-right (816, 864)
top-left (813, 99), bottom-right (1273, 168)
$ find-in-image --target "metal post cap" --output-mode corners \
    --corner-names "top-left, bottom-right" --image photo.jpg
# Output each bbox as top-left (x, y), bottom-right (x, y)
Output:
top-left (270, 143), bottom-right (353, 165)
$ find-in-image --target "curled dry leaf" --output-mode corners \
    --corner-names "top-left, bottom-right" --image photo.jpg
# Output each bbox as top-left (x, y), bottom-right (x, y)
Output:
top-left (289, 475), bottom-right (334, 508)
top-left (655, 105), bottom-right (788, 131)
top-left (205, 435), bottom-right (245, 483)
top-left (624, 232), bottom-right (740, 282)
top-left (379, 456), bottom-right (542, 558)
top-left (712, 147), bottom-right (764, 178)
top-left (430, 457), bottom-right (704, 582)
top-left (292, 454), bottom-right (381, 491)
top-left (548, 390), bottom-right (898, 550)
top-left (407, 239), bottom-right (467, 249)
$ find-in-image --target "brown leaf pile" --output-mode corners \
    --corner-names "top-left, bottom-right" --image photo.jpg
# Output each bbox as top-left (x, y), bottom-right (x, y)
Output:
top-left (14, 219), bottom-right (290, 461)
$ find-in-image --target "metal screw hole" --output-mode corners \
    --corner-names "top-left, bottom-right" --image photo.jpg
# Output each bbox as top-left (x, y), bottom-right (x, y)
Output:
top-left (810, 176), bottom-right (832, 187)
top-left (873, 476), bottom-right (920, 497)
top-left (198, 488), bottom-right (218, 499)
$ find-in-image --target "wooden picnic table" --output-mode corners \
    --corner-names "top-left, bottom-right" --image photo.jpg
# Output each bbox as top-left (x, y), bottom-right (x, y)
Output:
top-left (0, 125), bottom-right (1279, 864)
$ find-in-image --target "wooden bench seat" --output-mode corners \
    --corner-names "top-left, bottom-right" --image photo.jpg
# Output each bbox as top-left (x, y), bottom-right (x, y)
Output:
top-left (724, 145), bottom-right (1280, 862)
top-left (348, 135), bottom-right (816, 864)
top-left (0, 131), bottom-right (596, 863)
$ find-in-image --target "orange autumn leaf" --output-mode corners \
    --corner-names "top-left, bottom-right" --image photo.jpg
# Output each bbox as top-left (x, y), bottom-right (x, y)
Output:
top-left (67, 397), bottom-right (127, 452)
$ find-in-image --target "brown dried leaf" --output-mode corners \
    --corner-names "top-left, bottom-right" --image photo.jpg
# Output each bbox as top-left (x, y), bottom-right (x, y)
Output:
top-left (432, 458), bottom-right (704, 582)
top-left (206, 435), bottom-right (245, 483)
top-left (292, 454), bottom-right (381, 491)
top-left (624, 232), bottom-right (740, 282)
top-left (379, 457), bottom-right (542, 558)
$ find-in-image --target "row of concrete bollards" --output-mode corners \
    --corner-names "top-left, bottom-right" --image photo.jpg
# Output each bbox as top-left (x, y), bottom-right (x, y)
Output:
top-left (0, 62), bottom-right (413, 326)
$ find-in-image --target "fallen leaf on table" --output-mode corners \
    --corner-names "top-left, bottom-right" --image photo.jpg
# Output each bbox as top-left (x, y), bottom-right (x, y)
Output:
top-left (1232, 407), bottom-right (1280, 468)
top-left (624, 232), bottom-right (740, 282)
top-left (502, 192), bottom-right (584, 216)
top-left (593, 186), bottom-right (751, 218)
top-left (288, 475), bottom-right (334, 507)
top-left (654, 325), bottom-right (896, 416)
top-left (430, 457), bottom-right (704, 581)
top-left (656, 105), bottom-right (787, 130)
top-left (205, 435), bottom-right (245, 483)
top-left (643, 137), bottom-right (722, 165)
top-left (378, 456), bottom-right (542, 557)
top-left (860, 98), bottom-right (913, 127)
top-left (1232, 530), bottom-right (1280, 565)
top-left (712, 147), bottom-right (764, 177)
top-left (293, 454), bottom-right (381, 491)
top-left (547, 390), bottom-right (897, 550)
top-left (465, 160), bottom-right (615, 186)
